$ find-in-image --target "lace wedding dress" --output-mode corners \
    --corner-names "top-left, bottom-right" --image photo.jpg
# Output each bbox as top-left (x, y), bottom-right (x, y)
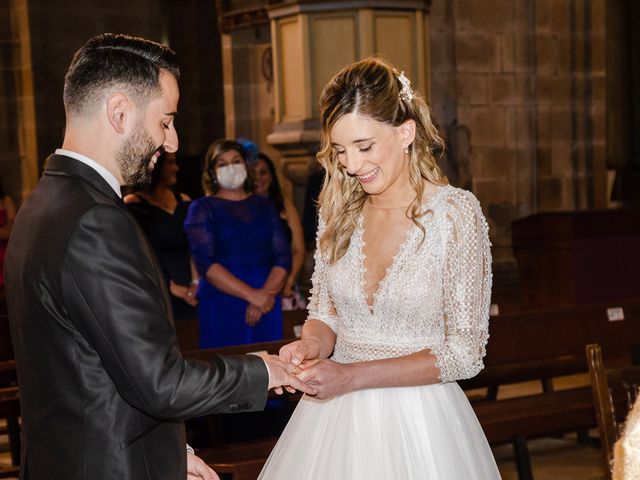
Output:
top-left (259, 185), bottom-right (501, 479)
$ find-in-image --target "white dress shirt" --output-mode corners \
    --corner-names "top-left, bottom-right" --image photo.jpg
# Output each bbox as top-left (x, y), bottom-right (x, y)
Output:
top-left (55, 148), bottom-right (122, 198)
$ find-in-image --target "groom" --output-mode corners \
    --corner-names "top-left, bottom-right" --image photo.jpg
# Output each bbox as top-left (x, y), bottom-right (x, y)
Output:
top-left (4, 33), bottom-right (313, 480)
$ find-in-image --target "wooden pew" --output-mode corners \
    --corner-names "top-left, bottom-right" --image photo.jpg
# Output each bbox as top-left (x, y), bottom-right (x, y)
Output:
top-left (183, 340), bottom-right (293, 479)
top-left (460, 297), bottom-right (640, 480)
top-left (0, 386), bottom-right (20, 467)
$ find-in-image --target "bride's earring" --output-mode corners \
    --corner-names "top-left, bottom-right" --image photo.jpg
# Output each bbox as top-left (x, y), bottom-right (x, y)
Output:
top-left (403, 145), bottom-right (410, 154)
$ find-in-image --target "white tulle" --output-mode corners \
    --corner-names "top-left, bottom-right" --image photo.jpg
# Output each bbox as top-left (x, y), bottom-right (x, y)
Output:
top-left (259, 186), bottom-right (500, 479)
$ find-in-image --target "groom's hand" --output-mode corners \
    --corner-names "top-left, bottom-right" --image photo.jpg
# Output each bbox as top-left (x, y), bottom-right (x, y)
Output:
top-left (261, 354), bottom-right (316, 396)
top-left (187, 452), bottom-right (219, 480)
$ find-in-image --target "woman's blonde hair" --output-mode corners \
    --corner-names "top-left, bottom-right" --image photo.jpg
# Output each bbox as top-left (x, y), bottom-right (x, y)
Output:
top-left (317, 57), bottom-right (447, 263)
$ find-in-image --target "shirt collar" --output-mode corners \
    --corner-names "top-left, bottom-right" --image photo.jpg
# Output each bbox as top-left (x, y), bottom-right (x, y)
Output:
top-left (55, 148), bottom-right (122, 198)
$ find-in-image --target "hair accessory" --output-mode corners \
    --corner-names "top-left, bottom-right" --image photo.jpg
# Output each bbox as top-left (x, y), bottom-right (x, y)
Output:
top-left (398, 71), bottom-right (414, 103)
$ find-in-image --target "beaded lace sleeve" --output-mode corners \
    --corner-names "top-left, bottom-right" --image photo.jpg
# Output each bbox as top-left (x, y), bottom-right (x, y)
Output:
top-left (431, 191), bottom-right (492, 383)
top-left (306, 217), bottom-right (338, 332)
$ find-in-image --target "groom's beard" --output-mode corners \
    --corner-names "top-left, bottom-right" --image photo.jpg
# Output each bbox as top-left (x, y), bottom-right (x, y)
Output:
top-left (116, 122), bottom-right (161, 187)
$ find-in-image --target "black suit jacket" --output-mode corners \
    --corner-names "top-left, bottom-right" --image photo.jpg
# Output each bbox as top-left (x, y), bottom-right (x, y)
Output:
top-left (5, 154), bottom-right (269, 480)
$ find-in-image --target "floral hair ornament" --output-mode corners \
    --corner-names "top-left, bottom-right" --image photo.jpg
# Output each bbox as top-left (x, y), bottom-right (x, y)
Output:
top-left (398, 71), bottom-right (414, 103)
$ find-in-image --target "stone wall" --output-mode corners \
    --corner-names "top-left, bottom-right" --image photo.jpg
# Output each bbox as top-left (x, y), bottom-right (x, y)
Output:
top-left (0, 0), bottom-right (38, 202)
top-left (430, 0), bottom-right (607, 275)
top-left (0, 0), bottom-right (226, 202)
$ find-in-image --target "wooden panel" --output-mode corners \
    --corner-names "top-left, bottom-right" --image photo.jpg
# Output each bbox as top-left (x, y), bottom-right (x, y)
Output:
top-left (278, 17), bottom-right (306, 121)
top-left (309, 13), bottom-right (357, 117)
top-left (373, 12), bottom-right (416, 86)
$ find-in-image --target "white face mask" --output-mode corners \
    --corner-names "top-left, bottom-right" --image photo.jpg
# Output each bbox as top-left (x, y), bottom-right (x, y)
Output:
top-left (216, 163), bottom-right (247, 190)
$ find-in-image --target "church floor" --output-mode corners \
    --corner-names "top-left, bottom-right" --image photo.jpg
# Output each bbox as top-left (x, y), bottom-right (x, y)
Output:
top-left (0, 426), bottom-right (607, 480)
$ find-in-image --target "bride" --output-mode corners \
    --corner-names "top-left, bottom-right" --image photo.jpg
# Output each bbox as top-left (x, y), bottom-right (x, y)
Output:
top-left (259, 57), bottom-right (500, 479)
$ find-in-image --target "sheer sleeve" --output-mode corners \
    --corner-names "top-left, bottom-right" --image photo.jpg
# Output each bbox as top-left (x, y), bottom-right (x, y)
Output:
top-left (306, 215), bottom-right (338, 332)
top-left (183, 199), bottom-right (216, 278)
top-left (268, 202), bottom-right (292, 271)
top-left (431, 191), bottom-right (492, 383)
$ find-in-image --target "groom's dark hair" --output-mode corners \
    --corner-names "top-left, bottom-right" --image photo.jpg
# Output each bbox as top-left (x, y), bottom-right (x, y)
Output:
top-left (63, 33), bottom-right (180, 117)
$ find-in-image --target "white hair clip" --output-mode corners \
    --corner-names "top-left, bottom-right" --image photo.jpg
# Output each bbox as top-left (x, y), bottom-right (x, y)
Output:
top-left (398, 71), bottom-right (414, 103)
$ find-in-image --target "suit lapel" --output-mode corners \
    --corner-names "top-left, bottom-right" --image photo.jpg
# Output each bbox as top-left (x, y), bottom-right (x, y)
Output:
top-left (44, 154), bottom-right (123, 205)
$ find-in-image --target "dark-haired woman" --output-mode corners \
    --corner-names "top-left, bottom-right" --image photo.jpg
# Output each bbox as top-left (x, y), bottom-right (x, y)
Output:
top-left (184, 140), bottom-right (291, 348)
top-left (124, 152), bottom-right (198, 321)
top-left (253, 153), bottom-right (305, 306)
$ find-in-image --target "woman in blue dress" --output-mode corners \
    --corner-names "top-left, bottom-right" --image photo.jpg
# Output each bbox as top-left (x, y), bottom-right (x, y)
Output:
top-left (184, 139), bottom-right (291, 348)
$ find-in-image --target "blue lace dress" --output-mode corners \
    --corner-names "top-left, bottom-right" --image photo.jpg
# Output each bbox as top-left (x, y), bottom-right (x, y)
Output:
top-left (184, 195), bottom-right (291, 348)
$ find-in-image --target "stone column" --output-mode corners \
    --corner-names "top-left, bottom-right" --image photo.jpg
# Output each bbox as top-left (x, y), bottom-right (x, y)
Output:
top-left (267, 0), bottom-right (432, 210)
top-left (0, 0), bottom-right (38, 203)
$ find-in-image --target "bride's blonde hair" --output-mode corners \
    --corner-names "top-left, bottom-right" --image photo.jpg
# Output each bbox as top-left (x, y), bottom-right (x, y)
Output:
top-left (317, 57), bottom-right (447, 264)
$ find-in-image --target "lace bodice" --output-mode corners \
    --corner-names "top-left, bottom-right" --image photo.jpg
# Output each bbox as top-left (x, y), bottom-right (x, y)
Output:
top-left (307, 185), bottom-right (492, 383)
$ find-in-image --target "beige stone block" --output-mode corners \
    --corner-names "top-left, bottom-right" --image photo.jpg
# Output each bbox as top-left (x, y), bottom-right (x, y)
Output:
top-left (535, 0), bottom-right (553, 30)
top-left (536, 74), bottom-right (571, 103)
top-left (474, 146), bottom-right (516, 178)
top-left (506, 107), bottom-right (534, 146)
top-left (430, 72), bottom-right (456, 114)
top-left (455, 33), bottom-right (499, 72)
top-left (468, 106), bottom-right (507, 146)
top-left (550, 107), bottom-right (573, 143)
top-left (473, 179), bottom-right (515, 205)
top-left (430, 32), bottom-right (454, 72)
top-left (429, 0), bottom-right (448, 25)
top-left (490, 74), bottom-right (532, 104)
top-left (590, 104), bottom-right (606, 143)
top-left (590, 32), bottom-right (606, 72)
top-left (536, 146), bottom-right (551, 176)
top-left (591, 0), bottom-right (606, 32)
top-left (455, 73), bottom-right (488, 105)
top-left (453, 0), bottom-right (513, 32)
top-left (549, 0), bottom-right (571, 32)
top-left (535, 106), bottom-right (552, 145)
top-left (537, 176), bottom-right (565, 211)
top-left (590, 74), bottom-right (606, 102)
top-left (551, 144), bottom-right (574, 176)
top-left (535, 33), bottom-right (558, 73)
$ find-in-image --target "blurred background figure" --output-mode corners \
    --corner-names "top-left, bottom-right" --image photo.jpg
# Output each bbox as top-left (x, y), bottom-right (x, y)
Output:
top-left (184, 139), bottom-right (291, 348)
top-left (0, 181), bottom-right (16, 289)
top-left (253, 152), bottom-right (306, 310)
top-left (124, 152), bottom-right (198, 322)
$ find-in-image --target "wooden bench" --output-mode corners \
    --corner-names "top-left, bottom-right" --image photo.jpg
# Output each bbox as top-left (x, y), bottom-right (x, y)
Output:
top-left (0, 386), bottom-right (20, 467)
top-left (460, 297), bottom-right (640, 480)
top-left (183, 340), bottom-right (293, 479)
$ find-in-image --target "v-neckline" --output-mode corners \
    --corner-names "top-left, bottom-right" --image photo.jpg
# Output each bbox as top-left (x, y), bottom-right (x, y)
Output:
top-left (355, 185), bottom-right (448, 314)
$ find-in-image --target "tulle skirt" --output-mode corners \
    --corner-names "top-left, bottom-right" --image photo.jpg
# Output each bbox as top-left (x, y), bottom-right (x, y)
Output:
top-left (259, 382), bottom-right (500, 480)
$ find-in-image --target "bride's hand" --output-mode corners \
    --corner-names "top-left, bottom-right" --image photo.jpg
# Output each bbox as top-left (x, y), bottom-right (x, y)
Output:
top-left (279, 338), bottom-right (322, 367)
top-left (296, 360), bottom-right (356, 400)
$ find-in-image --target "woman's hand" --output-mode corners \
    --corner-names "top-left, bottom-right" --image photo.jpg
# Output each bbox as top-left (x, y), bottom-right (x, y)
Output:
top-left (247, 288), bottom-right (275, 313)
top-left (245, 305), bottom-right (262, 326)
top-left (282, 276), bottom-right (295, 298)
top-left (169, 280), bottom-right (198, 307)
top-left (296, 360), bottom-right (356, 400)
top-left (279, 337), bottom-right (323, 367)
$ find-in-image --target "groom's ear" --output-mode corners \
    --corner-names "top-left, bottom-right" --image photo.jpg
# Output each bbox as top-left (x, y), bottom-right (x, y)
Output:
top-left (106, 92), bottom-right (134, 136)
